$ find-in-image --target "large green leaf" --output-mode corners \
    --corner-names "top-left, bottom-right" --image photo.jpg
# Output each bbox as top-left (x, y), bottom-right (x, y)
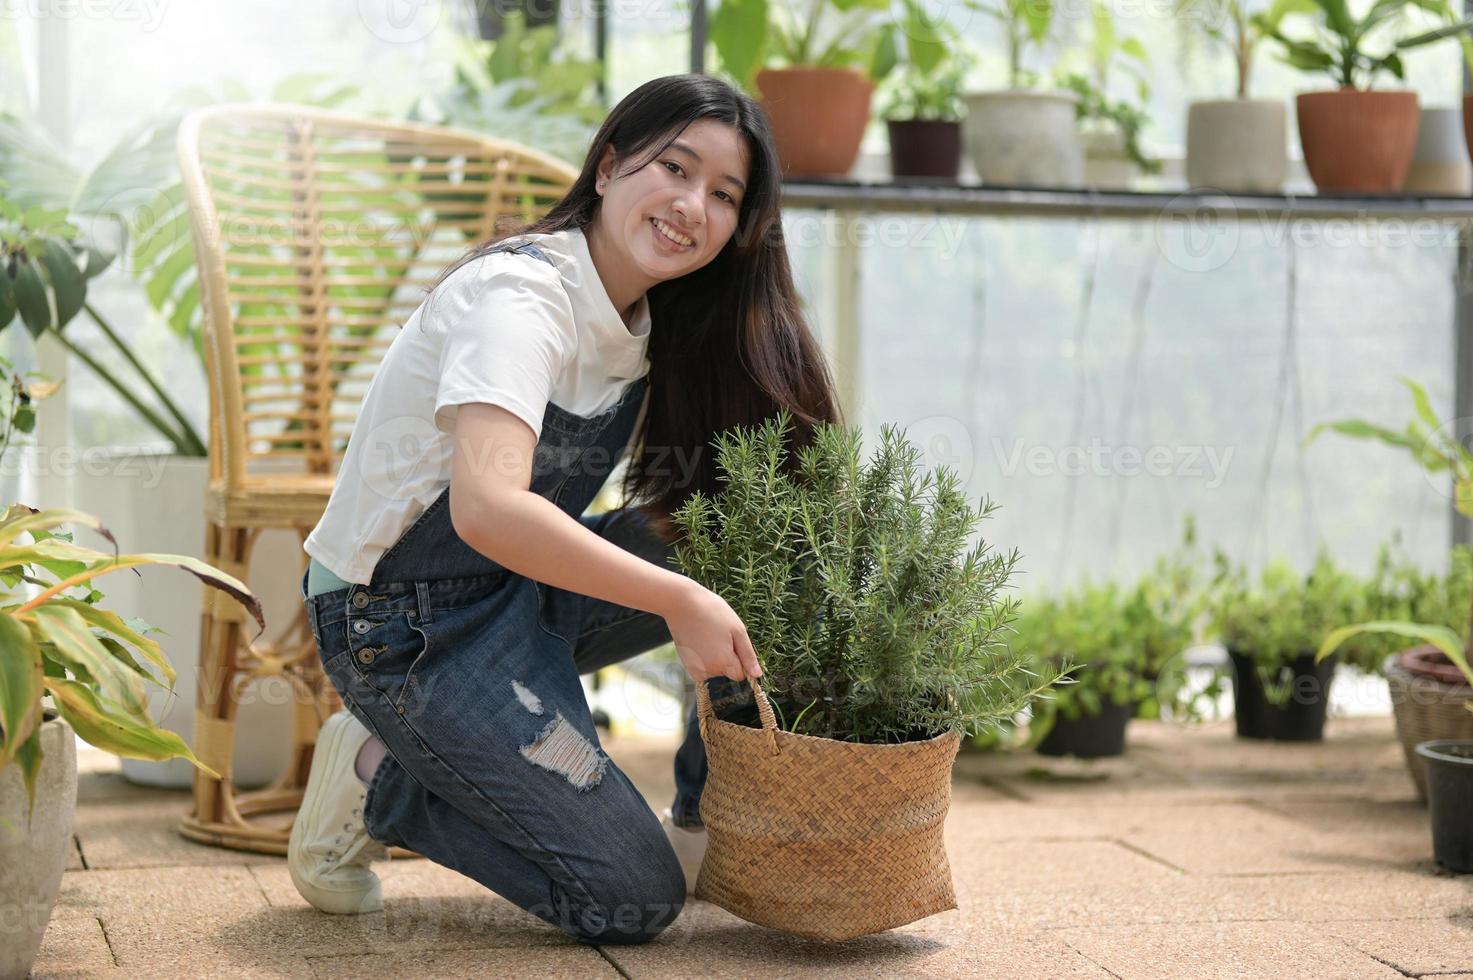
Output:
top-left (46, 598), bottom-right (174, 689)
top-left (0, 261), bottom-right (15, 332)
top-left (31, 606), bottom-right (149, 716)
top-left (44, 677), bottom-right (220, 777)
top-left (0, 505), bottom-right (118, 551)
top-left (711, 0), bottom-right (770, 91)
top-left (10, 257), bottom-right (51, 337)
top-left (0, 613), bottom-right (44, 769)
top-left (1316, 620), bottom-right (1469, 682)
top-left (9, 717), bottom-right (43, 828)
top-left (901, 0), bottom-right (947, 75)
top-left (35, 238), bottom-right (86, 329)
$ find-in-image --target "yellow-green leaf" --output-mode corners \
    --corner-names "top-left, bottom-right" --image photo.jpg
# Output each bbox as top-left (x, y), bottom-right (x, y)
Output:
top-left (43, 677), bottom-right (220, 778)
top-left (31, 606), bottom-right (148, 716)
top-left (0, 613), bottom-right (43, 769)
top-left (46, 598), bottom-right (174, 689)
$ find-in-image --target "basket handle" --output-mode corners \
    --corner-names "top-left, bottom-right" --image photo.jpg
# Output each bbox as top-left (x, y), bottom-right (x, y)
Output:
top-left (694, 668), bottom-right (780, 756)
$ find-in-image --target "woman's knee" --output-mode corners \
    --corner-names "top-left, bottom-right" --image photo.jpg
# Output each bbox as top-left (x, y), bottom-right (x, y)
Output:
top-left (556, 851), bottom-right (687, 944)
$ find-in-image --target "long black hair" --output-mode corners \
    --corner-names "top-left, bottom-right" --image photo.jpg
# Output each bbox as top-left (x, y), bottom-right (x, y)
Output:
top-left (434, 72), bottom-right (843, 542)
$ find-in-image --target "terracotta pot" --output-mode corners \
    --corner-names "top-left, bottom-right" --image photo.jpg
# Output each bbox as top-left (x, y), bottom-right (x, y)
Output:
top-left (1295, 89), bottom-right (1420, 193)
top-left (1463, 94), bottom-right (1473, 181)
top-left (755, 67), bottom-right (874, 178)
top-left (886, 119), bottom-right (962, 179)
top-left (1402, 645), bottom-right (1472, 687)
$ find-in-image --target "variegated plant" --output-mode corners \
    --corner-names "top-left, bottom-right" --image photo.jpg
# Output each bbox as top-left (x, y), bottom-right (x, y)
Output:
top-left (0, 505), bottom-right (263, 828)
top-left (1311, 377), bottom-right (1473, 706)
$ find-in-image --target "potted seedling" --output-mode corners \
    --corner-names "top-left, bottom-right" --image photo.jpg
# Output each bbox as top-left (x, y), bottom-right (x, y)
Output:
top-left (1255, 0), bottom-right (1473, 192)
top-left (709, 0), bottom-right (913, 176)
top-left (958, 0), bottom-right (1084, 187)
top-left (1056, 0), bottom-right (1162, 190)
top-left (1017, 583), bottom-right (1146, 758)
top-left (1176, 0), bottom-right (1306, 191)
top-left (1310, 379), bottom-right (1473, 805)
top-left (880, 49), bottom-right (975, 180)
top-left (1209, 551), bottom-right (1376, 741)
top-left (670, 412), bottom-right (1066, 939)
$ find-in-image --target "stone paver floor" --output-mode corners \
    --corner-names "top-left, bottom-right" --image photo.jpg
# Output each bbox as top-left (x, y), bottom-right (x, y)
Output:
top-left (30, 715), bottom-right (1473, 978)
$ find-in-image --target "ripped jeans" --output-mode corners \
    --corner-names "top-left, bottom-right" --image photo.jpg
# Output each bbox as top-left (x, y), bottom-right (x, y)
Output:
top-left (301, 505), bottom-right (756, 944)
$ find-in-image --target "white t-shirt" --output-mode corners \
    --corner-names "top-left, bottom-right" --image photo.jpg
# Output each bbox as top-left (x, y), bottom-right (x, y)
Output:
top-left (304, 226), bottom-right (653, 584)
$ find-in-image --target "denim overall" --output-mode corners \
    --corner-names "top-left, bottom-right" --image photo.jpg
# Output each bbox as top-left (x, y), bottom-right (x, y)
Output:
top-left (299, 239), bottom-right (753, 945)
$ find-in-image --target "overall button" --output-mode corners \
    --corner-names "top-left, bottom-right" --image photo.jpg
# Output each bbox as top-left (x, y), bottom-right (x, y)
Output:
top-left (358, 648), bottom-right (376, 665)
top-left (352, 592), bottom-right (369, 608)
top-left (353, 619), bottom-right (371, 634)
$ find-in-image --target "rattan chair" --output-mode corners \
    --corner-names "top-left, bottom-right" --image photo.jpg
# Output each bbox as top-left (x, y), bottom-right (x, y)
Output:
top-left (175, 104), bottom-right (578, 854)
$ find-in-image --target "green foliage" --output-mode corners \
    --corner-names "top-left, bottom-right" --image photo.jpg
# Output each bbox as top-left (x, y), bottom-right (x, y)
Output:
top-left (710, 0), bottom-right (926, 92)
top-left (878, 48), bottom-right (975, 121)
top-left (670, 410), bottom-right (1067, 744)
top-left (0, 505), bottom-right (263, 831)
top-left (1056, 0), bottom-right (1162, 175)
top-left (1174, 0), bottom-right (1317, 98)
top-left (408, 13), bottom-right (605, 165)
top-left (1209, 550), bottom-right (1377, 704)
top-left (1253, 0), bottom-right (1473, 89)
top-left (962, 0), bottom-right (1054, 87)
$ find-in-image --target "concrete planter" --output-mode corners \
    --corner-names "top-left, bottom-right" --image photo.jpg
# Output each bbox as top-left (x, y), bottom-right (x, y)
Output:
top-left (962, 89), bottom-right (1083, 188)
top-left (1185, 98), bottom-right (1288, 192)
top-left (1404, 106), bottom-right (1471, 195)
top-left (72, 452), bottom-right (296, 789)
top-left (0, 711), bottom-right (76, 980)
top-left (1080, 128), bottom-right (1140, 190)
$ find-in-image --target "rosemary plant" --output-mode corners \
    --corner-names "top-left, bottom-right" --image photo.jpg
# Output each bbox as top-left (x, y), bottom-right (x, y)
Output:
top-left (670, 410), bottom-right (1065, 744)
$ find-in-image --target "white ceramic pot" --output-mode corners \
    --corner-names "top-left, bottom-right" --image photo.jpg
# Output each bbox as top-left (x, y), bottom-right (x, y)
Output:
top-left (962, 89), bottom-right (1083, 188)
top-left (1080, 128), bottom-right (1141, 190)
top-left (1404, 106), bottom-right (1471, 195)
top-left (0, 712), bottom-right (76, 980)
top-left (1185, 98), bottom-right (1288, 193)
top-left (72, 452), bottom-right (297, 789)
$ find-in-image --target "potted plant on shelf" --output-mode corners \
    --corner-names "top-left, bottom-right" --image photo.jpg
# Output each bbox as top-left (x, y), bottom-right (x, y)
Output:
top-left (959, 0), bottom-right (1083, 186)
top-left (1209, 551), bottom-right (1377, 741)
top-left (709, 0), bottom-right (906, 176)
top-left (1175, 0), bottom-right (1303, 192)
top-left (1309, 378), bottom-right (1473, 801)
top-left (880, 47), bottom-right (975, 180)
top-left (1254, 0), bottom-right (1473, 192)
top-left (670, 412), bottom-right (1066, 940)
top-left (1056, 0), bottom-right (1162, 190)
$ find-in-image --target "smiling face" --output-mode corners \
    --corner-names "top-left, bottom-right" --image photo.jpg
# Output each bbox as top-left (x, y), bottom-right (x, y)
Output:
top-left (591, 118), bottom-right (751, 294)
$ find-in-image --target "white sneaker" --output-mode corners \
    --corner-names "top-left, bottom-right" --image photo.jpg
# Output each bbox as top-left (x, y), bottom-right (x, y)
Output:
top-left (288, 710), bottom-right (390, 914)
top-left (660, 806), bottom-right (708, 895)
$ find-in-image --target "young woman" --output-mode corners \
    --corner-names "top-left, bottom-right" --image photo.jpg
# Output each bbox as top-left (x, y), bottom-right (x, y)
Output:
top-left (291, 73), bottom-right (841, 945)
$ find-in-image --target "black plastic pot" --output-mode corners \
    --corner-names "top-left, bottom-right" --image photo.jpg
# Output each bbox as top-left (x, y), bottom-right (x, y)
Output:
top-left (1229, 650), bottom-right (1335, 741)
top-left (1036, 699), bottom-right (1133, 759)
top-left (886, 119), bottom-right (962, 180)
top-left (1415, 740), bottom-right (1473, 872)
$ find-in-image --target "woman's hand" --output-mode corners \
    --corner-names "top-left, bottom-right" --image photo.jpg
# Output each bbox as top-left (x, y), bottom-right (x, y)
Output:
top-left (662, 580), bottom-right (763, 683)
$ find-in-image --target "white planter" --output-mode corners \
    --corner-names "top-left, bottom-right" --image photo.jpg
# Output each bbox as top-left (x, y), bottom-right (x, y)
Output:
top-left (0, 712), bottom-right (76, 980)
top-left (1404, 106), bottom-right (1471, 195)
top-left (1080, 128), bottom-right (1141, 190)
top-left (962, 89), bottom-right (1083, 188)
top-left (72, 452), bottom-right (297, 789)
top-left (1185, 98), bottom-right (1288, 193)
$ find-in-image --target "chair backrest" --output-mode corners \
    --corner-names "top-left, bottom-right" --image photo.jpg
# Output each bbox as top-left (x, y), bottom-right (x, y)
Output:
top-left (176, 104), bottom-right (579, 488)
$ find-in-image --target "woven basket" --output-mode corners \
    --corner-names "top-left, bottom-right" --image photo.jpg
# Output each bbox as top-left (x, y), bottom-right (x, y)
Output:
top-left (1388, 649), bottom-right (1473, 802)
top-left (692, 676), bottom-right (961, 941)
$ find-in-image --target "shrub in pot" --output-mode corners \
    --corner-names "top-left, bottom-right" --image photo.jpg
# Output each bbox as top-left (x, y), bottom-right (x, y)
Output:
top-left (958, 0), bottom-right (1083, 187)
top-left (1056, 0), bottom-right (1163, 190)
top-left (1174, 0), bottom-right (1295, 192)
top-left (881, 51), bottom-right (975, 180)
top-left (0, 503), bottom-right (263, 979)
top-left (670, 412), bottom-right (1066, 939)
top-left (1310, 378), bottom-right (1473, 798)
top-left (710, 0), bottom-right (911, 176)
top-left (1255, 0), bottom-right (1473, 192)
top-left (1209, 551), bottom-right (1380, 741)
